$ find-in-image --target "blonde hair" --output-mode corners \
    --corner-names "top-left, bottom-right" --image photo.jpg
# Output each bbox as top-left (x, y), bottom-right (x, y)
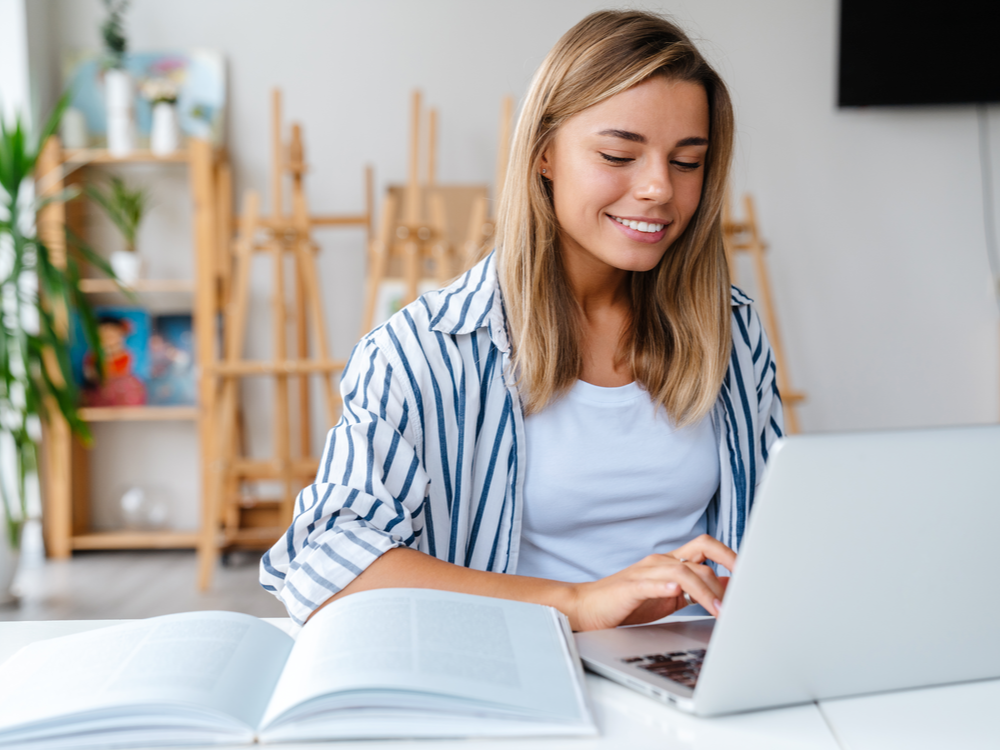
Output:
top-left (493, 9), bottom-right (735, 425)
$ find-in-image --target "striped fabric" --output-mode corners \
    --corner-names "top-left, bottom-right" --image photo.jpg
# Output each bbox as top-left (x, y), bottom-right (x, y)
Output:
top-left (261, 253), bottom-right (784, 624)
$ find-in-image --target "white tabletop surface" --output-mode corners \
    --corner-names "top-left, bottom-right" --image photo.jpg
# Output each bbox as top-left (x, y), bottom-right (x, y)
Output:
top-left (3, 618), bottom-right (999, 749)
top-left (817, 678), bottom-right (1000, 750)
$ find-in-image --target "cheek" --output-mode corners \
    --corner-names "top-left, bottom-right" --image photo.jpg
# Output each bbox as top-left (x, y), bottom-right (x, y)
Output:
top-left (551, 165), bottom-right (625, 225)
top-left (676, 176), bottom-right (706, 224)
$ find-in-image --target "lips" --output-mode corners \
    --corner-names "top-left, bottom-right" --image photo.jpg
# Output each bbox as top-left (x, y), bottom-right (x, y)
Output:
top-left (607, 214), bottom-right (671, 244)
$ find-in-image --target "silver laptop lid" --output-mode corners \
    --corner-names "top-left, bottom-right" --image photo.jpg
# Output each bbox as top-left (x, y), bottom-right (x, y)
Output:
top-left (693, 424), bottom-right (1000, 715)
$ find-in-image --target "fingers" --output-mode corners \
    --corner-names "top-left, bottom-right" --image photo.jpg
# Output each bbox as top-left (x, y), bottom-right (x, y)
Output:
top-left (625, 577), bottom-right (676, 600)
top-left (669, 563), bottom-right (724, 616)
top-left (672, 534), bottom-right (738, 572)
top-left (634, 554), bottom-right (726, 616)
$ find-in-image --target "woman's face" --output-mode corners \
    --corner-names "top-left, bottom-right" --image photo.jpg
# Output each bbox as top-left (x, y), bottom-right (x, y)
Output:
top-left (540, 77), bottom-right (710, 277)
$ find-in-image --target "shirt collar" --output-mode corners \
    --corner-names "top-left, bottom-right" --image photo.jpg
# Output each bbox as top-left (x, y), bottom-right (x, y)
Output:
top-left (730, 285), bottom-right (753, 307)
top-left (426, 252), bottom-right (510, 352)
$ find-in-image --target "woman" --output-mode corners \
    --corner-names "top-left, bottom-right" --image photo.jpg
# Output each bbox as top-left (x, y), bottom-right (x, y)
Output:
top-left (261, 10), bottom-right (783, 629)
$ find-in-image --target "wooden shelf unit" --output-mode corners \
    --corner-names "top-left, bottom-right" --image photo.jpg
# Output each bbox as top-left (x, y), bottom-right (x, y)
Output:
top-left (78, 278), bottom-right (195, 294)
top-left (70, 530), bottom-right (200, 551)
top-left (36, 137), bottom-right (230, 557)
top-left (62, 148), bottom-right (193, 165)
top-left (78, 406), bottom-right (200, 422)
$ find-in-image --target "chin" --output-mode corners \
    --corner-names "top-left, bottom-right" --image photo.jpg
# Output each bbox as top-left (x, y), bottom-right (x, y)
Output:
top-left (611, 249), bottom-right (669, 274)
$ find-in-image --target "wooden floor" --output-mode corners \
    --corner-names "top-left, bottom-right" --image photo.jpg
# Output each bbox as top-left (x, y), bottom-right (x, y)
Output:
top-left (0, 545), bottom-right (288, 621)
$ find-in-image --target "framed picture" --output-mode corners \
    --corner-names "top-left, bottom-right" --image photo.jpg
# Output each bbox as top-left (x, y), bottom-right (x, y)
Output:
top-left (147, 314), bottom-right (196, 407)
top-left (70, 306), bottom-right (151, 407)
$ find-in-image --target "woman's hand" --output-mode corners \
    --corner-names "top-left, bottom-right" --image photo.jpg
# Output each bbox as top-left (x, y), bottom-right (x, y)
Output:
top-left (567, 535), bottom-right (737, 631)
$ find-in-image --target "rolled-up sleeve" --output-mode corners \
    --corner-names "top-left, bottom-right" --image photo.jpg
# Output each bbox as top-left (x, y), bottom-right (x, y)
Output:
top-left (260, 336), bottom-right (429, 624)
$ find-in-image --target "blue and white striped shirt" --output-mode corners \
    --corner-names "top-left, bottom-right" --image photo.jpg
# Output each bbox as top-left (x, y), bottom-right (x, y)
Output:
top-left (261, 253), bottom-right (785, 624)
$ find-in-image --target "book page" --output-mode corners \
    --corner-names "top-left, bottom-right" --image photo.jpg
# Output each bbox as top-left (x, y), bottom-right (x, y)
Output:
top-left (0, 611), bottom-right (293, 734)
top-left (261, 589), bottom-right (587, 730)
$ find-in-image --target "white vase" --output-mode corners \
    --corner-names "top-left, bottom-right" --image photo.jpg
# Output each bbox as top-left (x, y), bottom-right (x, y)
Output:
top-left (110, 250), bottom-right (143, 285)
top-left (0, 525), bottom-right (19, 607)
top-left (105, 68), bottom-right (136, 156)
top-left (150, 102), bottom-right (180, 156)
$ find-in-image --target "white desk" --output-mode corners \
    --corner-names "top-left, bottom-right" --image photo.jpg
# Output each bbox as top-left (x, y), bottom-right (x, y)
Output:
top-left (2, 619), bottom-right (997, 749)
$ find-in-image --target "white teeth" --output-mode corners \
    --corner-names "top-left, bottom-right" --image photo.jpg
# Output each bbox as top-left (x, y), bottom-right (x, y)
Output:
top-left (613, 216), bottom-right (664, 233)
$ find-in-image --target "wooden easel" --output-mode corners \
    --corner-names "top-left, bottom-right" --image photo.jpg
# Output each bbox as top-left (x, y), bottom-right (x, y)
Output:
top-left (723, 193), bottom-right (806, 434)
top-left (197, 90), bottom-right (371, 590)
top-left (462, 95), bottom-right (514, 264)
top-left (361, 92), bottom-right (500, 333)
top-left (361, 91), bottom-right (450, 333)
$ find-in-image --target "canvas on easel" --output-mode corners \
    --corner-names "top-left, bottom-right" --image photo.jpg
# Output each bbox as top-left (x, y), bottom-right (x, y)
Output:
top-left (362, 91), bottom-right (502, 333)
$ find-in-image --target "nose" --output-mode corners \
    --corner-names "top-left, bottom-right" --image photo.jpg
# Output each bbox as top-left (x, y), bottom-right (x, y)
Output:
top-left (633, 159), bottom-right (673, 204)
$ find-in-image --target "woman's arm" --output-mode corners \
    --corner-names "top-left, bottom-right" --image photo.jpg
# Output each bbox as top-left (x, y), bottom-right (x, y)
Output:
top-left (310, 534), bottom-right (735, 631)
top-left (260, 337), bottom-right (431, 625)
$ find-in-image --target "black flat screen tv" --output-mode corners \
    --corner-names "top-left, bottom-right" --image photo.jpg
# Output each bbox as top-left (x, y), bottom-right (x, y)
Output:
top-left (838, 0), bottom-right (1000, 107)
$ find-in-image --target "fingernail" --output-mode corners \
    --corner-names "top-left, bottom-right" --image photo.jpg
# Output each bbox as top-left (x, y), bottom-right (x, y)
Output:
top-left (665, 582), bottom-right (680, 593)
top-left (714, 599), bottom-right (723, 613)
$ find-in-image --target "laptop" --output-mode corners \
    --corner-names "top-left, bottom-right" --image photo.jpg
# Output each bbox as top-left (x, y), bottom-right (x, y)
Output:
top-left (574, 424), bottom-right (1000, 716)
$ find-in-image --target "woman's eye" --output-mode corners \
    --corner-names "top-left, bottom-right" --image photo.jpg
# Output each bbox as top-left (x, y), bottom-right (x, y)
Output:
top-left (599, 152), bottom-right (632, 165)
top-left (672, 160), bottom-right (702, 171)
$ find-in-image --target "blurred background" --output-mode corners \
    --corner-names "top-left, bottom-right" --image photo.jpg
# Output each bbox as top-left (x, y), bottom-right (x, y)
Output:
top-left (1, 0), bottom-right (998, 619)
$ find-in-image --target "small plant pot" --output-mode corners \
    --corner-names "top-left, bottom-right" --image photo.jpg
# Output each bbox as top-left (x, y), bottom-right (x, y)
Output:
top-left (110, 250), bottom-right (143, 286)
top-left (151, 102), bottom-right (181, 156)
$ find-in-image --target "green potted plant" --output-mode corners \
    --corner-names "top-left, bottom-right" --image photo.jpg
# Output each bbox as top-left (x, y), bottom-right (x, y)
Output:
top-left (86, 176), bottom-right (151, 285)
top-left (1, 100), bottom-right (109, 602)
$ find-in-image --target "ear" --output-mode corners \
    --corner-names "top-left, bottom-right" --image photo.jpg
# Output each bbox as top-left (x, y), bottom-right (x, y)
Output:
top-left (538, 148), bottom-right (552, 178)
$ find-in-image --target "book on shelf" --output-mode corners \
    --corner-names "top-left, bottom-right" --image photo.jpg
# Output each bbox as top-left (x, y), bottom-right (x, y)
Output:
top-left (0, 589), bottom-right (596, 747)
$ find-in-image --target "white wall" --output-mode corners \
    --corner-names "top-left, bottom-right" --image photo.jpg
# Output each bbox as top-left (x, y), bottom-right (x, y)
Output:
top-left (27, 0), bottom-right (1000, 526)
top-left (0, 0), bottom-right (29, 124)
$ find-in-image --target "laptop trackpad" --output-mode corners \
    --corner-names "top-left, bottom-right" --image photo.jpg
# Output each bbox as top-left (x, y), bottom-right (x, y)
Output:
top-left (621, 619), bottom-right (715, 649)
top-left (576, 618), bottom-right (715, 660)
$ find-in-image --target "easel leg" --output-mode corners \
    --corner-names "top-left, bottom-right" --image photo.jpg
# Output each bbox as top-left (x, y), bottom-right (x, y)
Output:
top-left (362, 193), bottom-right (398, 333)
top-left (198, 191), bottom-right (260, 590)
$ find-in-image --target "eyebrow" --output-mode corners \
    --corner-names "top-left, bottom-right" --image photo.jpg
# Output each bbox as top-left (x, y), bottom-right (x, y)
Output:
top-left (596, 129), bottom-right (708, 148)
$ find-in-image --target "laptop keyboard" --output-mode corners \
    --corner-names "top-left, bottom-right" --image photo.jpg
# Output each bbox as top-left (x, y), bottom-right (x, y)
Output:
top-left (622, 649), bottom-right (706, 689)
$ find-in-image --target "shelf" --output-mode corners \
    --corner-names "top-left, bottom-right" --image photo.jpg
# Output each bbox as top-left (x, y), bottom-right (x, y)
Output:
top-left (70, 530), bottom-right (199, 550)
top-left (78, 406), bottom-right (199, 422)
top-left (38, 136), bottom-right (222, 563)
top-left (78, 278), bottom-right (195, 294)
top-left (63, 148), bottom-right (191, 165)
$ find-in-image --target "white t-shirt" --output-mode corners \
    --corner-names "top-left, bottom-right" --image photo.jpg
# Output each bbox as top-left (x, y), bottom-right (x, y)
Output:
top-left (516, 380), bottom-right (720, 583)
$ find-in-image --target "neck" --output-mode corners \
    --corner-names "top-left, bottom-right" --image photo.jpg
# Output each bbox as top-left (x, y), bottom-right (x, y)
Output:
top-left (560, 248), bottom-right (630, 320)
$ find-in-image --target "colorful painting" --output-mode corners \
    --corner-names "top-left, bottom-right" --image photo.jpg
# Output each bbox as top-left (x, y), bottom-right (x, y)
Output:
top-left (147, 314), bottom-right (196, 406)
top-left (63, 49), bottom-right (226, 145)
top-left (70, 307), bottom-right (151, 407)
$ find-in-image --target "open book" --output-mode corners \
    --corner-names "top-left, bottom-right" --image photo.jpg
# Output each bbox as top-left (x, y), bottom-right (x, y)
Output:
top-left (0, 589), bottom-right (596, 747)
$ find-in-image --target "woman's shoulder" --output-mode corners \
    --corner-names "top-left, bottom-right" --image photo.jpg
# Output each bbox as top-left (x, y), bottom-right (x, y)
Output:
top-left (726, 285), bottom-right (770, 355)
top-left (363, 253), bottom-right (507, 356)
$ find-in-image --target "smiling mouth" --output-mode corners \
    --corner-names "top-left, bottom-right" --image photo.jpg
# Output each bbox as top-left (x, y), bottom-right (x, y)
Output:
top-left (610, 215), bottom-right (669, 233)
